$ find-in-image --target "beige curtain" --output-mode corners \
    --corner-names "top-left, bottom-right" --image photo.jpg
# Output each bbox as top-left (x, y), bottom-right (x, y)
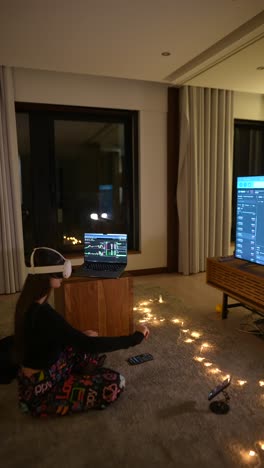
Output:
top-left (177, 86), bottom-right (234, 275)
top-left (0, 66), bottom-right (26, 293)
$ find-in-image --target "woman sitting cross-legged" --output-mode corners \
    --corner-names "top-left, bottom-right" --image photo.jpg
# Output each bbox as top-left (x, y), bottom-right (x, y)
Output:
top-left (14, 247), bottom-right (150, 417)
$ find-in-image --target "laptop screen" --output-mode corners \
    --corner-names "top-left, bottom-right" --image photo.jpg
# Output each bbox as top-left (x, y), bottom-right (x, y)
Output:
top-left (84, 233), bottom-right (127, 264)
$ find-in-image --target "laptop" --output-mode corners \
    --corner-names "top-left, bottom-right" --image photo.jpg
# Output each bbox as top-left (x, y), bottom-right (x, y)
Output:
top-left (73, 233), bottom-right (128, 279)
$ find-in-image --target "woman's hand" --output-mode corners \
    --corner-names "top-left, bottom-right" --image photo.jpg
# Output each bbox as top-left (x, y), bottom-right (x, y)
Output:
top-left (136, 324), bottom-right (150, 339)
top-left (83, 329), bottom-right (98, 337)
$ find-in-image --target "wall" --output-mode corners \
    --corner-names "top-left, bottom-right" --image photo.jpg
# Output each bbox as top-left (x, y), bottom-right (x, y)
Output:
top-left (234, 91), bottom-right (264, 120)
top-left (14, 68), bottom-right (168, 271)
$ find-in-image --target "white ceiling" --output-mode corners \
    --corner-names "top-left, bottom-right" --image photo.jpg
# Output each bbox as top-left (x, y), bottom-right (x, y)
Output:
top-left (0, 0), bottom-right (264, 93)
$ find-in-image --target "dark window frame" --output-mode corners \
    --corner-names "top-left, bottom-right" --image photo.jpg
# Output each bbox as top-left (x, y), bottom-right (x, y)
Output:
top-left (15, 102), bottom-right (139, 258)
top-left (232, 118), bottom-right (264, 242)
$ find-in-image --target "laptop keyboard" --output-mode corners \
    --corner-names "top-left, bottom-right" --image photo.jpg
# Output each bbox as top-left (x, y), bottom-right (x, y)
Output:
top-left (84, 263), bottom-right (123, 272)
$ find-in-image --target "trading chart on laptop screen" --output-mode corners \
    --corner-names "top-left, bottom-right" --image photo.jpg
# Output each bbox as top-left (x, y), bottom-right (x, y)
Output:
top-left (84, 233), bottom-right (127, 263)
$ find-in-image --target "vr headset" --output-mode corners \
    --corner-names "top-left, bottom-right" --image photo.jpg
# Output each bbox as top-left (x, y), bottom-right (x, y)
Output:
top-left (28, 247), bottom-right (72, 279)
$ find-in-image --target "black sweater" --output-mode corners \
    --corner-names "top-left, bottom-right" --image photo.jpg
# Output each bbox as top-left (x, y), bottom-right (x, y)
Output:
top-left (22, 302), bottom-right (144, 369)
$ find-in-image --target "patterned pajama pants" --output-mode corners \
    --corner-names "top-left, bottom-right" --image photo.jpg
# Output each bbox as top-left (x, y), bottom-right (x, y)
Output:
top-left (17, 347), bottom-right (125, 417)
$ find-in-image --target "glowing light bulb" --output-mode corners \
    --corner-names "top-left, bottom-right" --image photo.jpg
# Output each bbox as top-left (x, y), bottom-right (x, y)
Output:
top-left (210, 368), bottom-right (221, 374)
top-left (200, 343), bottom-right (210, 353)
top-left (249, 450), bottom-right (256, 457)
top-left (184, 339), bottom-right (194, 343)
top-left (158, 295), bottom-right (164, 303)
top-left (191, 332), bottom-right (201, 339)
top-left (257, 441), bottom-right (264, 450)
top-left (259, 380), bottom-right (264, 387)
top-left (204, 362), bottom-right (213, 367)
top-left (193, 356), bottom-right (205, 362)
top-left (202, 342), bottom-right (210, 349)
top-left (237, 380), bottom-right (247, 386)
top-left (159, 318), bottom-right (165, 322)
top-left (182, 329), bottom-right (189, 333)
top-left (172, 318), bottom-right (180, 323)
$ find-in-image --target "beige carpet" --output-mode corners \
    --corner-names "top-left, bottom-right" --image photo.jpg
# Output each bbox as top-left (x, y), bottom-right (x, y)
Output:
top-left (1, 283), bottom-right (264, 468)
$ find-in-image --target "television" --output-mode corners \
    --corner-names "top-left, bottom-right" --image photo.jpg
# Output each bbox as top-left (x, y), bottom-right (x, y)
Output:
top-left (234, 175), bottom-right (264, 266)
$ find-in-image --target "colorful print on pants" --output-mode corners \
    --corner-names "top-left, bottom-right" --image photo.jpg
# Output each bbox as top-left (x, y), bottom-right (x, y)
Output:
top-left (17, 347), bottom-right (125, 417)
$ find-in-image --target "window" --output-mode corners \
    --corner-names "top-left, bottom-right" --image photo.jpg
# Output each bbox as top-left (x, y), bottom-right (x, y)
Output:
top-left (232, 119), bottom-right (264, 241)
top-left (15, 103), bottom-right (139, 260)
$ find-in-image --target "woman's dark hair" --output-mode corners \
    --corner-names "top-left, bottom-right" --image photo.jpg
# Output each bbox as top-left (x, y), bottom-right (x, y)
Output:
top-left (14, 248), bottom-right (64, 364)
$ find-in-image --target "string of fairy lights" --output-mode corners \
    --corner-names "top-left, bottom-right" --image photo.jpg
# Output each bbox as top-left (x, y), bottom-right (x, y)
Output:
top-left (133, 293), bottom-right (264, 465)
top-left (63, 235), bottom-right (82, 245)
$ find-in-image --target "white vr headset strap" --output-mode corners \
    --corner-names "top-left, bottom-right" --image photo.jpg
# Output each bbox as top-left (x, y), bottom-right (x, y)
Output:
top-left (28, 247), bottom-right (72, 278)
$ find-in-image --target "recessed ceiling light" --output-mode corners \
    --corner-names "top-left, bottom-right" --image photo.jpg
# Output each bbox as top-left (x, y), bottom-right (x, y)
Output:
top-left (161, 51), bottom-right (171, 56)
top-left (256, 66), bottom-right (264, 70)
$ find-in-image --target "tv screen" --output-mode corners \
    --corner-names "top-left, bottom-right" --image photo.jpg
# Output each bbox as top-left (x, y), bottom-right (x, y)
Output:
top-left (235, 175), bottom-right (264, 266)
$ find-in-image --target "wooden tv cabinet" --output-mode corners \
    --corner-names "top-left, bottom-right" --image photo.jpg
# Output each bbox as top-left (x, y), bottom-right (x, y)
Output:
top-left (206, 256), bottom-right (264, 319)
top-left (54, 274), bottom-right (134, 336)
